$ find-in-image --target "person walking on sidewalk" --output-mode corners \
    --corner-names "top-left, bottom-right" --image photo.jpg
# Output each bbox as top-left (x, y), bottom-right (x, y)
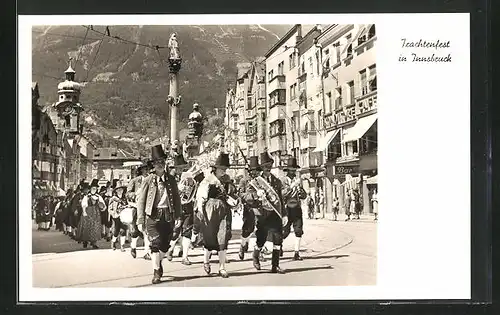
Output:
top-left (353, 188), bottom-right (361, 220)
top-left (345, 189), bottom-right (352, 221)
top-left (332, 197), bottom-right (339, 221)
top-left (193, 152), bottom-right (233, 278)
top-left (371, 189), bottom-right (378, 221)
top-left (77, 180), bottom-right (106, 249)
top-left (136, 144), bottom-right (183, 285)
top-left (306, 193), bottom-right (315, 219)
top-left (280, 157), bottom-right (307, 261)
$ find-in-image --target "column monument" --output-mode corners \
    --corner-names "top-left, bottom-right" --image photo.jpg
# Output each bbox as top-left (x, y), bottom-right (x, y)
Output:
top-left (166, 33), bottom-right (182, 155)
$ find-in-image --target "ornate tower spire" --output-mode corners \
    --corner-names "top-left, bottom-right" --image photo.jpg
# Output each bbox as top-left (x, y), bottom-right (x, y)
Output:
top-left (65, 57), bottom-right (76, 81)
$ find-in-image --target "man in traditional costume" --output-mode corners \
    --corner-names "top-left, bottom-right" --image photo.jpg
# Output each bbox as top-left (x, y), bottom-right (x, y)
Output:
top-left (237, 156), bottom-right (261, 261)
top-left (99, 183), bottom-right (113, 242)
top-left (69, 183), bottom-right (86, 240)
top-left (280, 157), bottom-right (307, 260)
top-left (136, 145), bottom-right (183, 285)
top-left (193, 152), bottom-right (232, 278)
top-left (247, 152), bottom-right (287, 274)
top-left (165, 154), bottom-right (191, 262)
top-left (77, 180), bottom-right (106, 249)
top-left (127, 161), bottom-right (152, 260)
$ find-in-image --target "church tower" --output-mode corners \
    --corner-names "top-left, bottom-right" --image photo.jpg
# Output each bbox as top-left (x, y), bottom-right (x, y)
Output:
top-left (47, 58), bottom-right (84, 135)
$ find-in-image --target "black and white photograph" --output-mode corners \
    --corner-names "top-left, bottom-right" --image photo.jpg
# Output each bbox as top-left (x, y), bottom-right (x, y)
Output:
top-left (19, 13), bottom-right (471, 301)
top-left (30, 23), bottom-right (378, 288)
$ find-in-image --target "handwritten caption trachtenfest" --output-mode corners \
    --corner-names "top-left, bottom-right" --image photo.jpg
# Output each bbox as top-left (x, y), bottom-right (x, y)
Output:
top-left (398, 39), bottom-right (452, 63)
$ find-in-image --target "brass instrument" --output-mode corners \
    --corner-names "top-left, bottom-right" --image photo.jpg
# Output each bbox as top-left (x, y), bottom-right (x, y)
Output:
top-left (179, 176), bottom-right (198, 205)
top-left (282, 177), bottom-right (305, 208)
top-left (248, 176), bottom-right (282, 218)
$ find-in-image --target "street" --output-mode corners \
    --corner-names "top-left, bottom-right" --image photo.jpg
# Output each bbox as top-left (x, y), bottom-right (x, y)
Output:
top-left (32, 215), bottom-right (377, 287)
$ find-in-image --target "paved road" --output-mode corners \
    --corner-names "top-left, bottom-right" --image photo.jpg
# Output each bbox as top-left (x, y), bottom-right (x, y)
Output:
top-left (32, 215), bottom-right (377, 287)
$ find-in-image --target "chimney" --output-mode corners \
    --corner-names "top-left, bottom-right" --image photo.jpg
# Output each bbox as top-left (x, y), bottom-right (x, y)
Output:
top-left (296, 24), bottom-right (303, 42)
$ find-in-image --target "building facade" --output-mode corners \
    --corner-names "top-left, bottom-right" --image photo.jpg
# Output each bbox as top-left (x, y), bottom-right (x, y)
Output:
top-left (315, 24), bottom-right (378, 216)
top-left (264, 24), bottom-right (302, 176)
top-left (92, 147), bottom-right (140, 187)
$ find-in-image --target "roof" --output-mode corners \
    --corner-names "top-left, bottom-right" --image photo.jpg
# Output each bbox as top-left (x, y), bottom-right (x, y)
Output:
top-left (264, 24), bottom-right (301, 58)
top-left (236, 63), bottom-right (252, 80)
top-left (296, 26), bottom-right (322, 54)
top-left (92, 147), bottom-right (139, 161)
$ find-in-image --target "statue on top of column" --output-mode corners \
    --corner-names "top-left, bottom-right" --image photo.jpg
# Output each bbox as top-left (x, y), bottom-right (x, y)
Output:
top-left (168, 33), bottom-right (180, 60)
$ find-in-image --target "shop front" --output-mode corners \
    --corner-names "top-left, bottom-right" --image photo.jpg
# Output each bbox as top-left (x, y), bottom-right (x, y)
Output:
top-left (309, 167), bottom-right (326, 218)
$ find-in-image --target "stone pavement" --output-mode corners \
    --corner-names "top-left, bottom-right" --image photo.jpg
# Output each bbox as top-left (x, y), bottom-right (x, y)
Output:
top-left (32, 216), bottom-right (377, 287)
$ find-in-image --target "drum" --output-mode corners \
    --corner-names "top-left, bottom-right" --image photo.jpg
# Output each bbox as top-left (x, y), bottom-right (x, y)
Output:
top-left (119, 206), bottom-right (136, 225)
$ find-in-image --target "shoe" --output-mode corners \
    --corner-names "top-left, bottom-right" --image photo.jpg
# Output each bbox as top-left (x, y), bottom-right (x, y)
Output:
top-left (252, 249), bottom-right (261, 270)
top-left (83, 242), bottom-right (88, 249)
top-left (166, 250), bottom-right (173, 261)
top-left (181, 258), bottom-right (191, 266)
top-left (203, 263), bottom-right (211, 275)
top-left (158, 259), bottom-right (164, 277)
top-left (271, 249), bottom-right (285, 274)
top-left (92, 244), bottom-right (99, 249)
top-left (219, 269), bottom-right (229, 278)
top-left (293, 251), bottom-right (303, 261)
top-left (143, 253), bottom-right (151, 260)
top-left (131, 248), bottom-right (137, 258)
top-left (151, 269), bottom-right (161, 284)
top-left (238, 245), bottom-right (245, 260)
top-left (120, 246), bottom-right (125, 252)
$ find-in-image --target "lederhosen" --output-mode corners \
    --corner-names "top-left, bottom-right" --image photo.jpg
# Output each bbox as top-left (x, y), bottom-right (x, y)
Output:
top-left (145, 175), bottom-right (176, 253)
top-left (239, 184), bottom-right (257, 239)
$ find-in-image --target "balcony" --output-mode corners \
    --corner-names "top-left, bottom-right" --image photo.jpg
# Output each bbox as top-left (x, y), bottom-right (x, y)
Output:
top-left (356, 90), bottom-right (378, 116)
top-left (269, 135), bottom-right (287, 152)
top-left (300, 130), bottom-right (317, 149)
top-left (267, 75), bottom-right (286, 94)
top-left (246, 107), bottom-right (257, 119)
top-left (336, 153), bottom-right (360, 164)
top-left (245, 132), bottom-right (257, 143)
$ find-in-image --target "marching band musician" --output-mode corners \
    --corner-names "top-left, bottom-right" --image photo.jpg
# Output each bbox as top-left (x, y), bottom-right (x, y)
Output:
top-left (281, 157), bottom-right (307, 260)
top-left (193, 152), bottom-right (232, 278)
top-left (165, 154), bottom-right (191, 263)
top-left (175, 164), bottom-right (205, 265)
top-left (136, 144), bottom-right (183, 285)
top-left (237, 156), bottom-right (261, 261)
top-left (127, 161), bottom-right (152, 260)
top-left (108, 182), bottom-right (129, 252)
top-left (248, 152), bottom-right (287, 274)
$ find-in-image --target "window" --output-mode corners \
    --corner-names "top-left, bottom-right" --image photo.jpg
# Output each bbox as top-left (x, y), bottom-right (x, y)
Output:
top-left (246, 121), bottom-right (255, 135)
top-left (299, 62), bottom-right (305, 76)
top-left (326, 92), bottom-right (333, 113)
top-left (358, 34), bottom-right (367, 46)
top-left (290, 83), bottom-right (297, 100)
top-left (246, 95), bottom-right (252, 110)
top-left (369, 64), bottom-right (377, 77)
top-left (268, 70), bottom-right (274, 82)
top-left (318, 110), bottom-right (323, 130)
top-left (315, 51), bottom-right (321, 75)
top-left (360, 69), bottom-right (368, 95)
top-left (343, 140), bottom-right (359, 157)
top-left (269, 90), bottom-right (286, 107)
top-left (111, 152), bottom-right (118, 157)
top-left (334, 42), bottom-right (341, 63)
top-left (335, 87), bottom-right (343, 110)
top-left (270, 119), bottom-right (286, 137)
top-left (347, 81), bottom-right (355, 104)
top-left (346, 44), bottom-right (353, 58)
top-left (289, 53), bottom-right (296, 70)
top-left (278, 62), bottom-right (284, 75)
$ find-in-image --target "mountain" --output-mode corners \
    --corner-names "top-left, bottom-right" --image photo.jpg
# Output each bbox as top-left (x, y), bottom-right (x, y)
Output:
top-left (31, 25), bottom-right (293, 153)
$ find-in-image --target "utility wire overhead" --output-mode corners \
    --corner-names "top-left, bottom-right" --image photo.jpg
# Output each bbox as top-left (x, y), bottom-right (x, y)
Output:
top-left (82, 25), bottom-right (169, 50)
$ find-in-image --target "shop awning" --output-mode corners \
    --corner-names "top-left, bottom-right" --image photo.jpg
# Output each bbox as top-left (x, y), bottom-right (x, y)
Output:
top-left (342, 115), bottom-right (377, 143)
top-left (366, 175), bottom-right (378, 185)
top-left (313, 129), bottom-right (340, 152)
top-left (123, 161), bottom-right (143, 167)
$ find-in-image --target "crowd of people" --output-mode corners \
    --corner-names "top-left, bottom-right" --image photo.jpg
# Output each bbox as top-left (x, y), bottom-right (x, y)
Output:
top-left (32, 143), bottom-right (378, 285)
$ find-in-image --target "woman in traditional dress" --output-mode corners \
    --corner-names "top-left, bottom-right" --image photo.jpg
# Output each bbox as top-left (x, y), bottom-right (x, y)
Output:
top-left (77, 179), bottom-right (105, 249)
top-left (371, 189), bottom-right (378, 221)
top-left (35, 197), bottom-right (49, 230)
top-left (61, 188), bottom-right (74, 235)
top-left (193, 153), bottom-right (232, 278)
